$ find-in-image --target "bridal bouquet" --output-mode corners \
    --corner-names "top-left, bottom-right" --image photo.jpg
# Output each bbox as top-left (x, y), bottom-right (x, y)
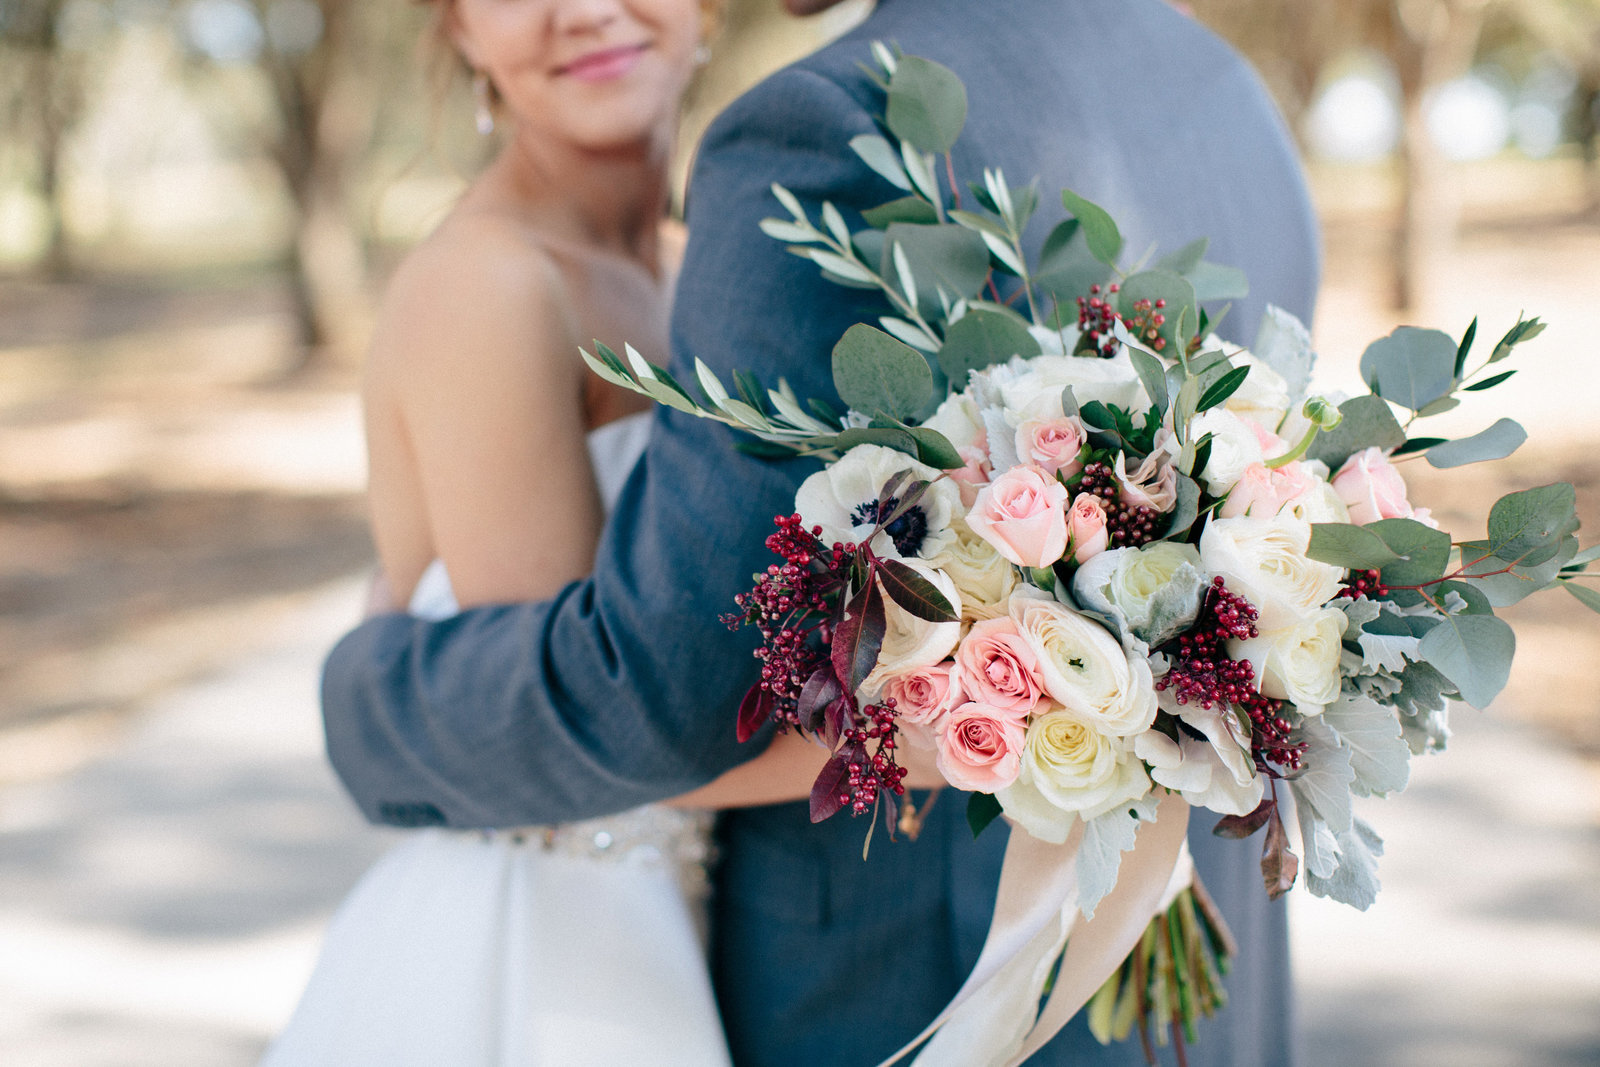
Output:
top-left (586, 44), bottom-right (1597, 1066)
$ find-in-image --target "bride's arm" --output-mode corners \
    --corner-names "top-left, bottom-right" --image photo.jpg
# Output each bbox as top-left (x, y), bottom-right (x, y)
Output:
top-left (668, 729), bottom-right (946, 810)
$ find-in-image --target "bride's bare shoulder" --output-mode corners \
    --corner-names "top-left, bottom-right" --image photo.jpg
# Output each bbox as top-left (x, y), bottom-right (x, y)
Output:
top-left (369, 205), bottom-right (577, 379)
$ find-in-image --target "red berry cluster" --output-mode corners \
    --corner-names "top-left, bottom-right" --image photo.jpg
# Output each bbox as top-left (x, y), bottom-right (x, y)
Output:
top-left (1122, 296), bottom-right (1169, 353)
top-left (1074, 461), bottom-right (1162, 548)
top-left (1156, 577), bottom-right (1307, 772)
top-left (1341, 568), bottom-right (1389, 600)
top-left (1075, 283), bottom-right (1122, 357)
top-left (836, 700), bottom-right (908, 817)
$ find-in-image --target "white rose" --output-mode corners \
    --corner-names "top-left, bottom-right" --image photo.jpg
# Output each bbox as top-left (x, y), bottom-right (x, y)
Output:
top-left (923, 392), bottom-right (986, 451)
top-left (998, 352), bottom-right (1149, 422)
top-left (862, 560), bottom-right (963, 698)
top-left (1231, 605), bottom-right (1348, 715)
top-left (998, 710), bottom-right (1152, 841)
top-left (1188, 408), bottom-right (1267, 496)
top-left (1073, 541), bottom-right (1208, 648)
top-left (794, 444), bottom-right (962, 562)
top-left (926, 517), bottom-right (1019, 622)
top-left (1028, 322), bottom-right (1084, 355)
top-left (1218, 347), bottom-right (1292, 431)
top-left (1199, 515), bottom-right (1346, 632)
top-left (1283, 470), bottom-right (1351, 524)
top-left (1010, 597), bottom-right (1157, 737)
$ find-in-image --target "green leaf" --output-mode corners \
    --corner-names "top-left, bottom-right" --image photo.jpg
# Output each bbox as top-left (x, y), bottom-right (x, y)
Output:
top-left (1034, 219), bottom-right (1113, 307)
top-left (1453, 317), bottom-right (1477, 378)
top-left (832, 425), bottom-right (921, 460)
top-left (1392, 436), bottom-right (1448, 457)
top-left (905, 426), bottom-right (962, 469)
top-left (1162, 473), bottom-right (1202, 540)
top-left (1418, 613), bottom-right (1515, 709)
top-left (849, 134), bottom-right (913, 192)
top-left (1487, 483), bottom-right (1579, 567)
top-left (1196, 364), bottom-right (1252, 413)
top-left (1127, 346), bottom-right (1170, 412)
top-left (1425, 418), bottom-right (1527, 469)
top-left (1415, 396), bottom-right (1461, 418)
top-left (1117, 270), bottom-right (1198, 354)
top-left (1489, 316), bottom-right (1545, 363)
top-left (832, 324), bottom-right (934, 421)
top-left (1456, 537), bottom-right (1577, 607)
top-left (967, 791), bottom-right (1004, 838)
top-left (861, 196), bottom-right (939, 229)
top-left (1359, 327), bottom-right (1458, 413)
top-left (1186, 260), bottom-right (1251, 303)
top-left (876, 558), bottom-right (959, 622)
top-left (1370, 518), bottom-right (1453, 588)
top-left (1155, 236), bottom-right (1208, 276)
top-left (1060, 188), bottom-right (1124, 266)
top-left (937, 308), bottom-right (1041, 389)
top-left (1305, 395), bottom-right (1407, 470)
top-left (1307, 523), bottom-right (1402, 570)
top-left (885, 55), bottom-right (968, 154)
top-left (1564, 581), bottom-right (1600, 614)
top-left (1463, 369), bottom-right (1516, 392)
top-left (884, 223), bottom-right (991, 310)
top-left (1564, 544), bottom-right (1600, 571)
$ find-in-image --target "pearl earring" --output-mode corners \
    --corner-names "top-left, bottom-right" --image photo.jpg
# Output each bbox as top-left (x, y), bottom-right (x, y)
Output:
top-left (693, 43), bottom-right (711, 67)
top-left (472, 72), bottom-right (494, 136)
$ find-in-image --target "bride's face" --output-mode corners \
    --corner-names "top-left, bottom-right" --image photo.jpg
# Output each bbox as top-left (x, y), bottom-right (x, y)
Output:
top-left (451, 0), bottom-right (704, 153)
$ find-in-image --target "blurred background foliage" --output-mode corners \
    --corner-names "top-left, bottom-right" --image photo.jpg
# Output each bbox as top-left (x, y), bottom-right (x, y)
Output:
top-left (0, 0), bottom-right (1596, 371)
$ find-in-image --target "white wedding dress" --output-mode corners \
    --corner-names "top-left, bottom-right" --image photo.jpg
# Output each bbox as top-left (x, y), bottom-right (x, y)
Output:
top-left (264, 414), bottom-right (732, 1066)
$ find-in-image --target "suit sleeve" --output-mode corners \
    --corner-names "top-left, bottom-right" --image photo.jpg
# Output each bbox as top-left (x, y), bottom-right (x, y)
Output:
top-left (321, 67), bottom-right (900, 828)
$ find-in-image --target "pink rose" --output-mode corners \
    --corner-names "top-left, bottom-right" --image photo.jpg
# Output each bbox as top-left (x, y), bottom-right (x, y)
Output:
top-left (1015, 417), bottom-right (1087, 479)
top-left (1067, 493), bottom-right (1109, 564)
top-left (1248, 418), bottom-right (1288, 458)
top-left (1114, 449), bottom-right (1178, 512)
top-left (879, 662), bottom-right (963, 731)
top-left (1221, 461), bottom-right (1318, 519)
top-left (966, 465), bottom-right (1069, 568)
top-left (955, 616), bottom-right (1047, 715)
top-left (1332, 447), bottom-right (1414, 525)
top-left (951, 444), bottom-right (993, 507)
top-left (936, 701), bottom-right (1027, 793)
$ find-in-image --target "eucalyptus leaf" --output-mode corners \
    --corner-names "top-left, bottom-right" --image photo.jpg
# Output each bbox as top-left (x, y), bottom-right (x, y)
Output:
top-left (1486, 483), bottom-right (1579, 567)
top-left (1489, 316), bottom-right (1546, 363)
top-left (831, 324), bottom-right (933, 422)
top-left (1463, 369), bottom-right (1516, 392)
top-left (1565, 582), bottom-right (1600, 614)
top-left (1035, 218), bottom-right (1112, 305)
top-left (906, 426), bottom-right (964, 469)
top-left (1163, 473), bottom-right (1202, 539)
top-left (1185, 260), bottom-right (1251, 303)
top-left (937, 308), bottom-right (1041, 389)
top-left (1307, 523), bottom-right (1401, 570)
top-left (1117, 270), bottom-right (1198, 355)
top-left (1061, 188), bottom-right (1124, 266)
top-left (1305, 395), bottom-right (1407, 470)
top-left (1359, 326), bottom-right (1458, 413)
top-left (886, 55), bottom-right (968, 154)
top-left (832, 425), bottom-right (921, 460)
top-left (1155, 236), bottom-right (1208, 276)
top-left (1424, 418), bottom-right (1527, 469)
top-left (1370, 518), bottom-right (1452, 588)
top-left (1251, 305), bottom-right (1316, 401)
top-left (1453, 317), bottom-right (1477, 378)
top-left (861, 196), bottom-right (939, 229)
top-left (883, 223), bottom-right (992, 312)
top-left (1127, 346), bottom-right (1170, 412)
top-left (1417, 613), bottom-right (1515, 709)
top-left (1455, 537), bottom-right (1577, 607)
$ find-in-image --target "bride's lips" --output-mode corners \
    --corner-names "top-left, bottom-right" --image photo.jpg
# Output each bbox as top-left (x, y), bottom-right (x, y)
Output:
top-left (556, 43), bottom-right (649, 83)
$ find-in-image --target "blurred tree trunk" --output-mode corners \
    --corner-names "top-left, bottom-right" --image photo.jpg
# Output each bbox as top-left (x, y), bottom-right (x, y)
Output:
top-left (9, 0), bottom-right (78, 279)
top-left (1385, 0), bottom-right (1491, 311)
top-left (259, 0), bottom-right (374, 374)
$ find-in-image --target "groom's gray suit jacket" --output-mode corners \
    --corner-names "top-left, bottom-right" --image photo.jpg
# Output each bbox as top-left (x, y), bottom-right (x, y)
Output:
top-left (323, 0), bottom-right (1318, 1062)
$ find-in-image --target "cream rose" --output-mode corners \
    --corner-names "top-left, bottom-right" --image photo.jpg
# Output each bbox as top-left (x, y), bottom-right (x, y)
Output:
top-left (1219, 349), bottom-right (1293, 430)
top-left (997, 710), bottom-right (1152, 842)
top-left (1199, 515), bottom-right (1346, 631)
top-left (1188, 408), bottom-right (1268, 496)
top-left (1072, 541), bottom-right (1207, 648)
top-left (1010, 596), bottom-right (1158, 737)
top-left (863, 562), bottom-right (963, 694)
top-left (794, 444), bottom-right (961, 561)
top-left (936, 701), bottom-right (1027, 793)
top-left (966, 465), bottom-right (1069, 568)
top-left (926, 517), bottom-right (1019, 623)
top-left (1231, 605), bottom-right (1348, 715)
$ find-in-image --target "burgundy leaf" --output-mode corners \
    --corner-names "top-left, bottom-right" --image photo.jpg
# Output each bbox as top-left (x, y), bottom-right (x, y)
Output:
top-left (735, 684), bottom-right (774, 744)
top-left (1212, 797), bottom-right (1275, 840)
top-left (1260, 805), bottom-right (1300, 899)
top-left (822, 695), bottom-right (852, 750)
top-left (797, 667), bottom-right (844, 734)
top-left (876, 557), bottom-right (959, 623)
top-left (831, 578), bottom-right (886, 694)
top-left (810, 751), bottom-right (854, 823)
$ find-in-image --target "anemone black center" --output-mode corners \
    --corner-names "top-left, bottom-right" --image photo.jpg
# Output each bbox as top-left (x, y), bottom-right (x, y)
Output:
top-left (852, 495), bottom-right (928, 557)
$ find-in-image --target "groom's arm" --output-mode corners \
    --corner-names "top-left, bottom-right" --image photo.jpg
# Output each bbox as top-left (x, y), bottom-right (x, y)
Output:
top-left (321, 68), bottom-right (894, 828)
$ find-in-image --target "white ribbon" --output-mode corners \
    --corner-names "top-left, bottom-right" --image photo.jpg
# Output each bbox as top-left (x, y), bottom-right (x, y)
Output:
top-left (878, 794), bottom-right (1191, 1067)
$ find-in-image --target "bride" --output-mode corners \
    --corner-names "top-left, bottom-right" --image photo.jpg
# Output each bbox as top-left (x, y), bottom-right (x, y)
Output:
top-left (263, 0), bottom-right (863, 1061)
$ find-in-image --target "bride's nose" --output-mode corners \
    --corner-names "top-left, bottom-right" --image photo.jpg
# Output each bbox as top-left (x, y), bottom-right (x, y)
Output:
top-left (550, 0), bottom-right (624, 36)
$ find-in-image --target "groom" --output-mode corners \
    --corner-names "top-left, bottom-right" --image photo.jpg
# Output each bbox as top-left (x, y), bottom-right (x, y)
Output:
top-left (323, 0), bottom-right (1318, 1063)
